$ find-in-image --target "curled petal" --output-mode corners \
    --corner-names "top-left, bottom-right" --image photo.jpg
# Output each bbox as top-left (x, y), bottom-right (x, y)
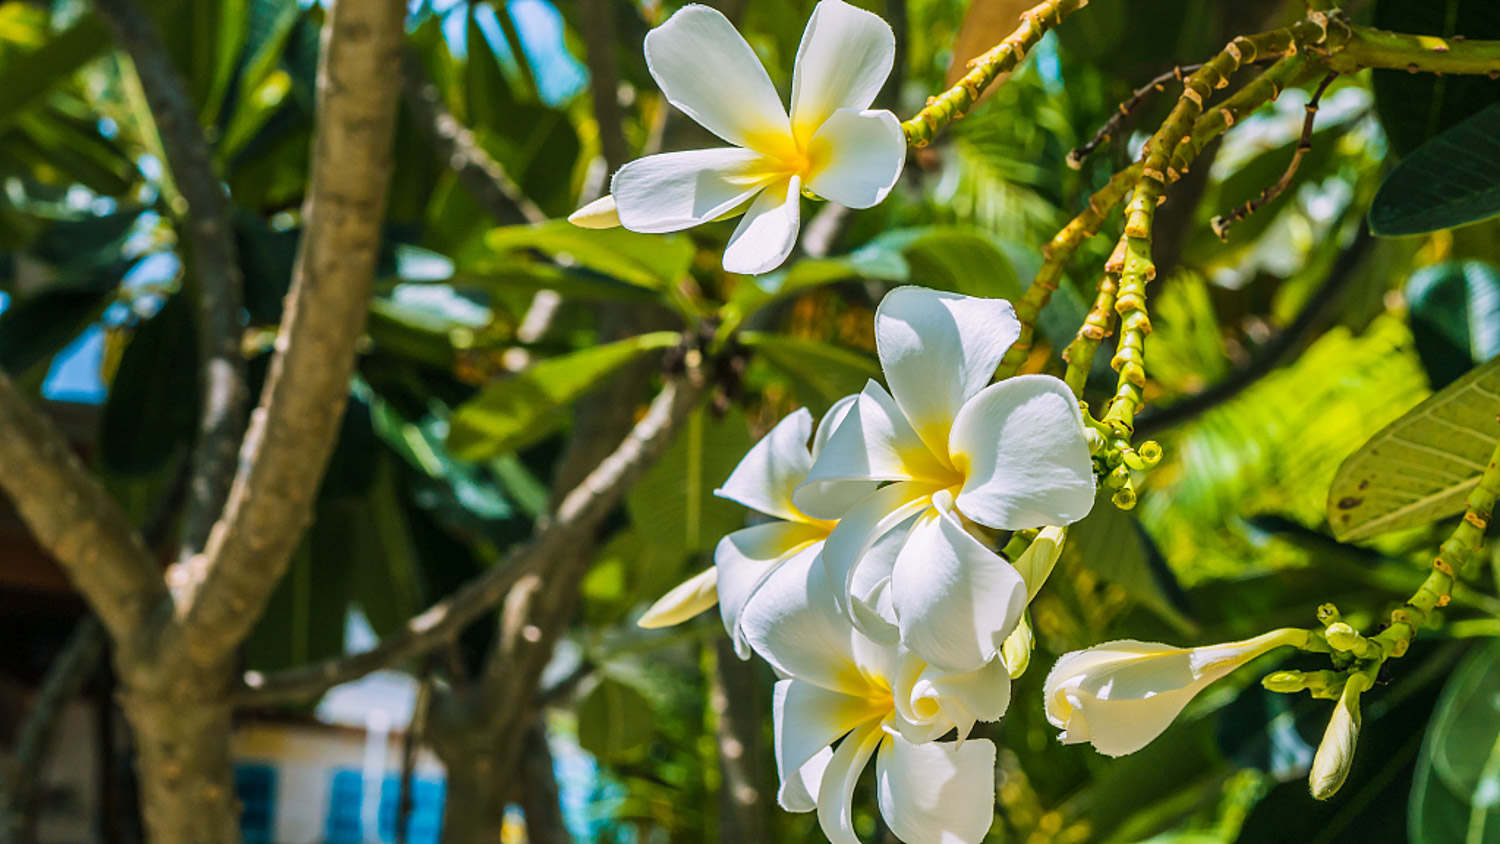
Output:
top-left (875, 287), bottom-right (1020, 461)
top-left (612, 148), bottom-right (773, 233)
top-left (899, 658), bottom-right (1013, 744)
top-left (890, 491), bottom-right (1027, 673)
top-left (723, 176), bottom-right (802, 275)
top-left (715, 407), bottom-right (816, 522)
top-left (638, 566), bottom-right (717, 629)
top-left (875, 734), bottom-right (997, 844)
top-left (950, 375), bottom-right (1095, 530)
top-left (790, 0), bottom-right (895, 143)
top-left (817, 481), bottom-right (936, 619)
top-left (644, 4), bottom-right (791, 151)
top-left (806, 109), bottom-right (906, 209)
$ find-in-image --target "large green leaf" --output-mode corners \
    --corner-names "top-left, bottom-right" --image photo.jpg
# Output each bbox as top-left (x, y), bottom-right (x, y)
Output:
top-left (577, 677), bottom-right (655, 763)
top-left (739, 332), bottom-right (880, 413)
top-left (1370, 103), bottom-right (1500, 236)
top-left (625, 405), bottom-right (751, 555)
top-left (446, 330), bottom-right (680, 461)
top-left (0, 14), bottom-right (108, 131)
top-left (1411, 641), bottom-right (1500, 844)
top-left (1326, 356), bottom-right (1500, 541)
top-left (483, 222), bottom-right (695, 292)
top-left (1067, 491), bottom-right (1194, 634)
top-left (1371, 0), bottom-right (1500, 158)
top-left (1406, 261), bottom-right (1500, 388)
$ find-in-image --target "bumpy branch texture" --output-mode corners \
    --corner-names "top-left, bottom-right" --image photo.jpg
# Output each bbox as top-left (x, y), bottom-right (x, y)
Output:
top-left (174, 0), bottom-right (406, 660)
top-left (0, 374), bottom-right (165, 640)
top-left (237, 372), bottom-right (706, 704)
top-left (93, 0), bottom-right (249, 562)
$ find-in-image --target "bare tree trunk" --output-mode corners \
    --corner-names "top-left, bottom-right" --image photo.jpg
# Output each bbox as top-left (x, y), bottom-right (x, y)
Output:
top-left (116, 673), bottom-right (239, 844)
top-left (712, 637), bottom-right (769, 844)
top-left (518, 724), bottom-right (570, 844)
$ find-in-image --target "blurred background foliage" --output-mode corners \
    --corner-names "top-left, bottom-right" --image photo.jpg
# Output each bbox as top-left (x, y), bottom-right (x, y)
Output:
top-left (5, 0), bottom-right (1500, 839)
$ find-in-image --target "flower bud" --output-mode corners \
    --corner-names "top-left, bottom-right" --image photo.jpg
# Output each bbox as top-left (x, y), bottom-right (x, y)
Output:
top-left (1011, 527), bottom-right (1066, 602)
top-left (1309, 673), bottom-right (1370, 800)
top-left (1002, 614), bottom-right (1034, 679)
top-left (1323, 622), bottom-right (1364, 653)
top-left (1044, 628), bottom-right (1310, 757)
top-left (567, 194), bottom-right (622, 229)
top-left (638, 567), bottom-right (717, 628)
top-left (1261, 670), bottom-right (1309, 693)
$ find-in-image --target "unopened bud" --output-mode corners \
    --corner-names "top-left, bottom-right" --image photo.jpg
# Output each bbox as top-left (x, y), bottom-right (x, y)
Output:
top-left (1262, 671), bottom-right (1308, 693)
top-left (1310, 673), bottom-right (1369, 800)
top-left (1002, 614), bottom-right (1034, 679)
top-left (1323, 622), bottom-right (1364, 653)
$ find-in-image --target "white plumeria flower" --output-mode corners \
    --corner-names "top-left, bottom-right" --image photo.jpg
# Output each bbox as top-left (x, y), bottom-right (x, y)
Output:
top-left (1043, 628), bottom-right (1312, 757)
top-left (639, 398), bottom-right (870, 657)
top-left (796, 286), bottom-right (1096, 674)
top-left (567, 0), bottom-right (906, 275)
top-left (742, 545), bottom-right (1007, 844)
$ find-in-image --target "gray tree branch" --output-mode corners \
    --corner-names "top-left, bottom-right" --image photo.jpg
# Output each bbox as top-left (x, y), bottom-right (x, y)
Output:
top-left (0, 377), bottom-right (165, 641)
top-left (173, 0), bottom-right (407, 660)
top-left (235, 370), bottom-right (705, 705)
top-left (93, 0), bottom-right (250, 563)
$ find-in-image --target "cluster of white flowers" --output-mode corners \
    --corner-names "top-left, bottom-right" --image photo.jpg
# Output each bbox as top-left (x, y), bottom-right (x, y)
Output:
top-left (645, 284), bottom-right (1097, 842)
top-left (599, 3), bottom-right (1312, 840)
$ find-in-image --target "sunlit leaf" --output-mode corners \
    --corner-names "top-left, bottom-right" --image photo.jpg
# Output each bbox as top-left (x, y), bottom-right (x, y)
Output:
top-left (625, 405), bottom-right (750, 555)
top-left (484, 222), bottom-right (695, 291)
top-left (1327, 356), bottom-right (1500, 541)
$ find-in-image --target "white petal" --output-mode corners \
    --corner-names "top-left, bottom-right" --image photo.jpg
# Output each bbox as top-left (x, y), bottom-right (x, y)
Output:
top-left (612, 148), bottom-right (773, 234)
top-left (845, 511), bottom-right (917, 645)
top-left (644, 4), bottom-right (791, 151)
top-left (902, 658), bottom-right (1012, 743)
top-left (806, 109), bottom-right (906, 209)
top-left (875, 287), bottom-right (1021, 460)
top-left (890, 491), bottom-right (1027, 673)
top-left (740, 544), bottom-right (867, 695)
top-left (723, 176), bottom-right (802, 275)
top-left (789, 0), bottom-right (895, 144)
top-left (816, 481), bottom-right (936, 618)
top-left (794, 393), bottom-right (878, 518)
top-left (716, 407), bottom-right (816, 522)
top-left (796, 381), bottom-right (948, 519)
top-left (1012, 526), bottom-right (1067, 602)
top-left (774, 680), bottom-right (883, 812)
top-left (781, 746), bottom-right (833, 812)
top-left (568, 194), bottom-right (621, 228)
top-left (812, 393), bottom-right (860, 457)
top-left (716, 522), bottom-right (826, 656)
top-left (950, 375), bottom-right (1096, 530)
top-left (816, 721), bottom-right (885, 844)
top-left (638, 566), bottom-right (717, 629)
top-left (875, 735), bottom-right (997, 844)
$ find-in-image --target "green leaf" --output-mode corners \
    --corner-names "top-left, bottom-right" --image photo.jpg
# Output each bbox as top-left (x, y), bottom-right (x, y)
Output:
top-left (721, 243), bottom-right (909, 328)
top-left (483, 222), bottom-right (695, 291)
top-left (577, 677), bottom-right (655, 763)
top-left (1411, 641), bottom-right (1500, 844)
top-left (740, 332), bottom-right (879, 412)
top-left (100, 293), bottom-right (199, 476)
top-left (626, 405), bottom-right (751, 555)
top-left (1370, 102), bottom-right (1500, 236)
top-left (1326, 356), bottom-right (1500, 541)
top-left (1406, 261), bottom-right (1500, 388)
top-left (446, 330), bottom-right (680, 461)
top-left (1371, 0), bottom-right (1500, 158)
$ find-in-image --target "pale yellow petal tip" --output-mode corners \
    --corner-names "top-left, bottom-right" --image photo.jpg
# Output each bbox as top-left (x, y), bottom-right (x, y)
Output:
top-left (568, 194), bottom-right (621, 229)
top-left (637, 567), bottom-right (718, 629)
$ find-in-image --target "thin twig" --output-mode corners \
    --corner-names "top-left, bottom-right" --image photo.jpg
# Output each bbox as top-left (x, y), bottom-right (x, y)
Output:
top-left (1211, 72), bottom-right (1338, 240)
top-left (235, 370), bottom-right (704, 705)
top-left (93, 0), bottom-right (249, 562)
top-left (1067, 63), bottom-right (1205, 169)
top-left (400, 49), bottom-right (545, 225)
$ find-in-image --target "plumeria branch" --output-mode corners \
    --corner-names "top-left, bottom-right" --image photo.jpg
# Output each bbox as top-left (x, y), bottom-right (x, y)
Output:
top-left (1067, 63), bottom-right (1206, 169)
top-left (901, 0), bottom-right (1090, 146)
top-left (235, 368), bottom-right (706, 705)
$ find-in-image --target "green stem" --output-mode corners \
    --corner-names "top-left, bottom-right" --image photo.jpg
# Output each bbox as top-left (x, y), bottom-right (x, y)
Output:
top-left (1330, 26), bottom-right (1500, 75)
top-left (901, 0), bottom-right (1090, 146)
top-left (1369, 433), bottom-right (1500, 658)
